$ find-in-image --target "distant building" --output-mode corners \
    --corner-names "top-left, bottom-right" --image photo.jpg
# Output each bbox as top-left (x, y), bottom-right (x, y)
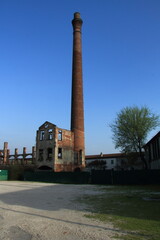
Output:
top-left (85, 153), bottom-right (127, 170)
top-left (143, 131), bottom-right (160, 169)
top-left (85, 152), bottom-right (144, 171)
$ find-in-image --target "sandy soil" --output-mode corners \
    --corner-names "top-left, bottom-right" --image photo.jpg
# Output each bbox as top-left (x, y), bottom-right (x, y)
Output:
top-left (0, 181), bottom-right (120, 240)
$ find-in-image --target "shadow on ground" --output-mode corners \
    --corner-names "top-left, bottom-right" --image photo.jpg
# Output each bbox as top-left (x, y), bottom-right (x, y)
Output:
top-left (0, 182), bottom-right (159, 239)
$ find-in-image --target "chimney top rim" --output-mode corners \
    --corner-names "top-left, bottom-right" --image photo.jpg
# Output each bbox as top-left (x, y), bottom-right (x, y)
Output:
top-left (74, 12), bottom-right (81, 19)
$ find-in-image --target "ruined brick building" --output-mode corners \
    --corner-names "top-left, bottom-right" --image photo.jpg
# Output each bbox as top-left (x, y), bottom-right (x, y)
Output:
top-left (36, 12), bottom-right (85, 171)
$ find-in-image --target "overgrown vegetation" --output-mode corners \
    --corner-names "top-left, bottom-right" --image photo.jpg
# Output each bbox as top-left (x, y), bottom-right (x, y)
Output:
top-left (78, 185), bottom-right (160, 240)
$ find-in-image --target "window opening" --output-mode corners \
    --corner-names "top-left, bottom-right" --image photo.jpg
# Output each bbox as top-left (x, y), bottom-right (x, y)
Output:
top-left (39, 149), bottom-right (43, 161)
top-left (79, 150), bottom-right (82, 164)
top-left (40, 131), bottom-right (45, 141)
top-left (74, 152), bottom-right (78, 164)
top-left (58, 148), bottom-right (62, 158)
top-left (48, 129), bottom-right (53, 140)
top-left (47, 148), bottom-right (52, 160)
top-left (111, 159), bottom-right (114, 165)
top-left (58, 130), bottom-right (62, 141)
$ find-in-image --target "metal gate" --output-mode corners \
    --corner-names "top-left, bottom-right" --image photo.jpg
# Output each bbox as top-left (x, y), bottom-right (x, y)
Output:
top-left (0, 170), bottom-right (8, 180)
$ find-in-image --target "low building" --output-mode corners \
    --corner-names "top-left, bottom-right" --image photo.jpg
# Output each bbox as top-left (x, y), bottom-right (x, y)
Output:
top-left (144, 131), bottom-right (160, 169)
top-left (85, 153), bottom-right (127, 171)
top-left (85, 152), bottom-right (144, 171)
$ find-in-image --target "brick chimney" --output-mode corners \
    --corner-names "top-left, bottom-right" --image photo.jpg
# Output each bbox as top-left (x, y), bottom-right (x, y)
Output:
top-left (71, 12), bottom-right (85, 165)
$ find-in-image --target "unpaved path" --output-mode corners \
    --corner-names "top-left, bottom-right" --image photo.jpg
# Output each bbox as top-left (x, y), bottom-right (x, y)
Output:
top-left (0, 181), bottom-right (119, 240)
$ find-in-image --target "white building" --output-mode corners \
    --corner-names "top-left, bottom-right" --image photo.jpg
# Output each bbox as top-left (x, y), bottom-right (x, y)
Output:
top-left (85, 153), bottom-right (127, 170)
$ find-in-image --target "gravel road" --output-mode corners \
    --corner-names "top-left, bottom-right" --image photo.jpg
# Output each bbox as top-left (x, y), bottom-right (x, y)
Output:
top-left (0, 181), bottom-right (119, 240)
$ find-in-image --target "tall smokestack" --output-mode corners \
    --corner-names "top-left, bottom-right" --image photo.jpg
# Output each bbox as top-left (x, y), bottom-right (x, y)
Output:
top-left (71, 12), bottom-right (85, 164)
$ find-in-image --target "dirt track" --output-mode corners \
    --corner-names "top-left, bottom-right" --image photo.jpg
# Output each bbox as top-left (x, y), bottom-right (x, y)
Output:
top-left (0, 182), bottom-right (118, 240)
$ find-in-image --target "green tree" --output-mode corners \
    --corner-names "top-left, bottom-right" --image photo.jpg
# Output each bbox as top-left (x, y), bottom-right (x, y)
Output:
top-left (110, 106), bottom-right (160, 169)
top-left (87, 160), bottom-right (106, 170)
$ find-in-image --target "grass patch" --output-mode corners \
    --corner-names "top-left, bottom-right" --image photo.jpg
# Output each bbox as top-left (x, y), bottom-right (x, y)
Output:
top-left (78, 185), bottom-right (160, 240)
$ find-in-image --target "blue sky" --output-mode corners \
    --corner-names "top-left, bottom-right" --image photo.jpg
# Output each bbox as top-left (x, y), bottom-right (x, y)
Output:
top-left (0, 0), bottom-right (160, 154)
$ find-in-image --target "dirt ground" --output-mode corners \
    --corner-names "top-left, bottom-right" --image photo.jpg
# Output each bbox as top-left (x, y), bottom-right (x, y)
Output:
top-left (0, 181), bottom-right (118, 240)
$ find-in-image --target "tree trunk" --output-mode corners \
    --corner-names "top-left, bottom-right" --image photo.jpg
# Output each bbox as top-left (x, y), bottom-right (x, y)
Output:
top-left (139, 146), bottom-right (148, 169)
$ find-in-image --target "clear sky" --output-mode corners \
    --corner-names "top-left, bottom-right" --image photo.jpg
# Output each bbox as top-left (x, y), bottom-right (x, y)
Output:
top-left (0, 0), bottom-right (160, 154)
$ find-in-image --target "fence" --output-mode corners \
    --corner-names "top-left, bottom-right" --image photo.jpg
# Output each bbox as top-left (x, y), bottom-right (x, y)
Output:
top-left (91, 169), bottom-right (160, 185)
top-left (24, 171), bottom-right (90, 184)
top-left (24, 169), bottom-right (160, 185)
top-left (1, 168), bottom-right (160, 184)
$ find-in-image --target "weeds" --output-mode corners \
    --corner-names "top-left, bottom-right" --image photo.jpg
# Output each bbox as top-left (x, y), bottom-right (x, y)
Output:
top-left (77, 185), bottom-right (160, 240)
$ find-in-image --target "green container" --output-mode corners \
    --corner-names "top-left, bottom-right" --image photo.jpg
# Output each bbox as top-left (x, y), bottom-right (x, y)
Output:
top-left (0, 170), bottom-right (8, 180)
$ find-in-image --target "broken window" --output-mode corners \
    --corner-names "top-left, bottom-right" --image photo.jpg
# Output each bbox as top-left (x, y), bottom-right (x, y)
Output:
top-left (58, 148), bottom-right (62, 158)
top-left (47, 148), bottom-right (52, 160)
top-left (48, 129), bottom-right (53, 140)
top-left (79, 150), bottom-right (82, 164)
top-left (58, 130), bottom-right (62, 141)
top-left (74, 152), bottom-right (78, 164)
top-left (40, 131), bottom-right (45, 141)
top-left (39, 149), bottom-right (43, 161)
